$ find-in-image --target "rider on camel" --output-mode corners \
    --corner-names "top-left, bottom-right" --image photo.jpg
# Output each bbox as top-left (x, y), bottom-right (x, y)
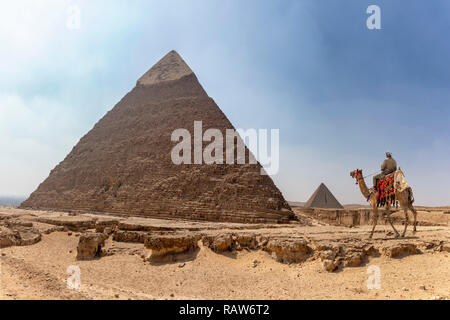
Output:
top-left (373, 152), bottom-right (397, 189)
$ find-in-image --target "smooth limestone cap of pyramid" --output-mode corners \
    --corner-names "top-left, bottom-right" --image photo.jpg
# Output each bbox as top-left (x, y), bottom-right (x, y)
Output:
top-left (137, 50), bottom-right (194, 86)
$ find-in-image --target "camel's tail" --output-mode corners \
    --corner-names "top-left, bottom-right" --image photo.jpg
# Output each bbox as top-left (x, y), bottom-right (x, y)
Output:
top-left (407, 187), bottom-right (415, 204)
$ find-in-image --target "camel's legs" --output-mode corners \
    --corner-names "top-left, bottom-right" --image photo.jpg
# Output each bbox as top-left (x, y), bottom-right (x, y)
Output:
top-left (401, 207), bottom-right (409, 237)
top-left (385, 205), bottom-right (400, 238)
top-left (409, 204), bottom-right (418, 233)
top-left (369, 201), bottom-right (379, 239)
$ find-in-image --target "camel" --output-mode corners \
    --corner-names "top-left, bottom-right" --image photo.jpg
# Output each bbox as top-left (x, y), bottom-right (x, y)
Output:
top-left (350, 169), bottom-right (417, 239)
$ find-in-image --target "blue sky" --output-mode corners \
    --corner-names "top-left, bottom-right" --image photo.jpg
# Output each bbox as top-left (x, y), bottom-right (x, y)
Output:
top-left (1, 0), bottom-right (449, 205)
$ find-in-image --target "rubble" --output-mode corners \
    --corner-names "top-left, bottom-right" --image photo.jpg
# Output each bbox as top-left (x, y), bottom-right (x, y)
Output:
top-left (263, 238), bottom-right (311, 263)
top-left (0, 207), bottom-right (448, 272)
top-left (76, 232), bottom-right (108, 260)
top-left (144, 233), bottom-right (201, 262)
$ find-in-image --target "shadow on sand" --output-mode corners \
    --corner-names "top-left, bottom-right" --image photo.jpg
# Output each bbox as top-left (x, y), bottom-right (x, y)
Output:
top-left (148, 247), bottom-right (200, 266)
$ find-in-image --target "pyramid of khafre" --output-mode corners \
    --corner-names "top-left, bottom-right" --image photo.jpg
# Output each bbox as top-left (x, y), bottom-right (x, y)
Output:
top-left (21, 50), bottom-right (294, 223)
top-left (304, 183), bottom-right (343, 209)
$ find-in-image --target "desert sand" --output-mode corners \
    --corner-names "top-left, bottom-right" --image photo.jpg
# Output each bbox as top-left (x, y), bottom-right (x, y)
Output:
top-left (1, 206), bottom-right (449, 300)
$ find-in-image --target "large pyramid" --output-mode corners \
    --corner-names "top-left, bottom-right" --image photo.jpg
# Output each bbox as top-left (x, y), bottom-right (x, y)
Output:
top-left (21, 51), bottom-right (294, 223)
top-left (304, 183), bottom-right (343, 209)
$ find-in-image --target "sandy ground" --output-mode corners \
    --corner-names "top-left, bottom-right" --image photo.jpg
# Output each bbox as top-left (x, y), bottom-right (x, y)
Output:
top-left (1, 227), bottom-right (449, 300)
top-left (1, 206), bottom-right (449, 300)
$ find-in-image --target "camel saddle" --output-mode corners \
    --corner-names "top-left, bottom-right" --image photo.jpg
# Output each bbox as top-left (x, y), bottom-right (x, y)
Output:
top-left (372, 172), bottom-right (397, 207)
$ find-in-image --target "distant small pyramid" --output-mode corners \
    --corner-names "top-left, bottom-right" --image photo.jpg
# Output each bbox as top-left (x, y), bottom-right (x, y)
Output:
top-left (304, 183), bottom-right (343, 209)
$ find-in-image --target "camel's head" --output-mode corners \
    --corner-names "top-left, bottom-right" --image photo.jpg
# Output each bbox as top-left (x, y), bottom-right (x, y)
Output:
top-left (350, 169), bottom-right (363, 179)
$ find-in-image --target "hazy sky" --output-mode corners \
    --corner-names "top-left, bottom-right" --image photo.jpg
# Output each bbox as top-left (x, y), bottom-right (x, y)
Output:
top-left (1, 0), bottom-right (449, 205)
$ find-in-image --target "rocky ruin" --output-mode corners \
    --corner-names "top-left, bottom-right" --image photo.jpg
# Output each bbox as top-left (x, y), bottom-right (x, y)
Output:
top-left (76, 232), bottom-right (107, 260)
top-left (2, 208), bottom-right (448, 273)
top-left (144, 233), bottom-right (201, 262)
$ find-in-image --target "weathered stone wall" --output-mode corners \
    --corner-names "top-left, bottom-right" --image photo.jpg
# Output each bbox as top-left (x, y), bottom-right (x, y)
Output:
top-left (296, 207), bottom-right (443, 227)
top-left (296, 208), bottom-right (372, 227)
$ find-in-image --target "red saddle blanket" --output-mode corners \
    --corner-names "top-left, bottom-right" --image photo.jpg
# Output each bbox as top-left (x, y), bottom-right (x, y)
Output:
top-left (375, 172), bottom-right (396, 206)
